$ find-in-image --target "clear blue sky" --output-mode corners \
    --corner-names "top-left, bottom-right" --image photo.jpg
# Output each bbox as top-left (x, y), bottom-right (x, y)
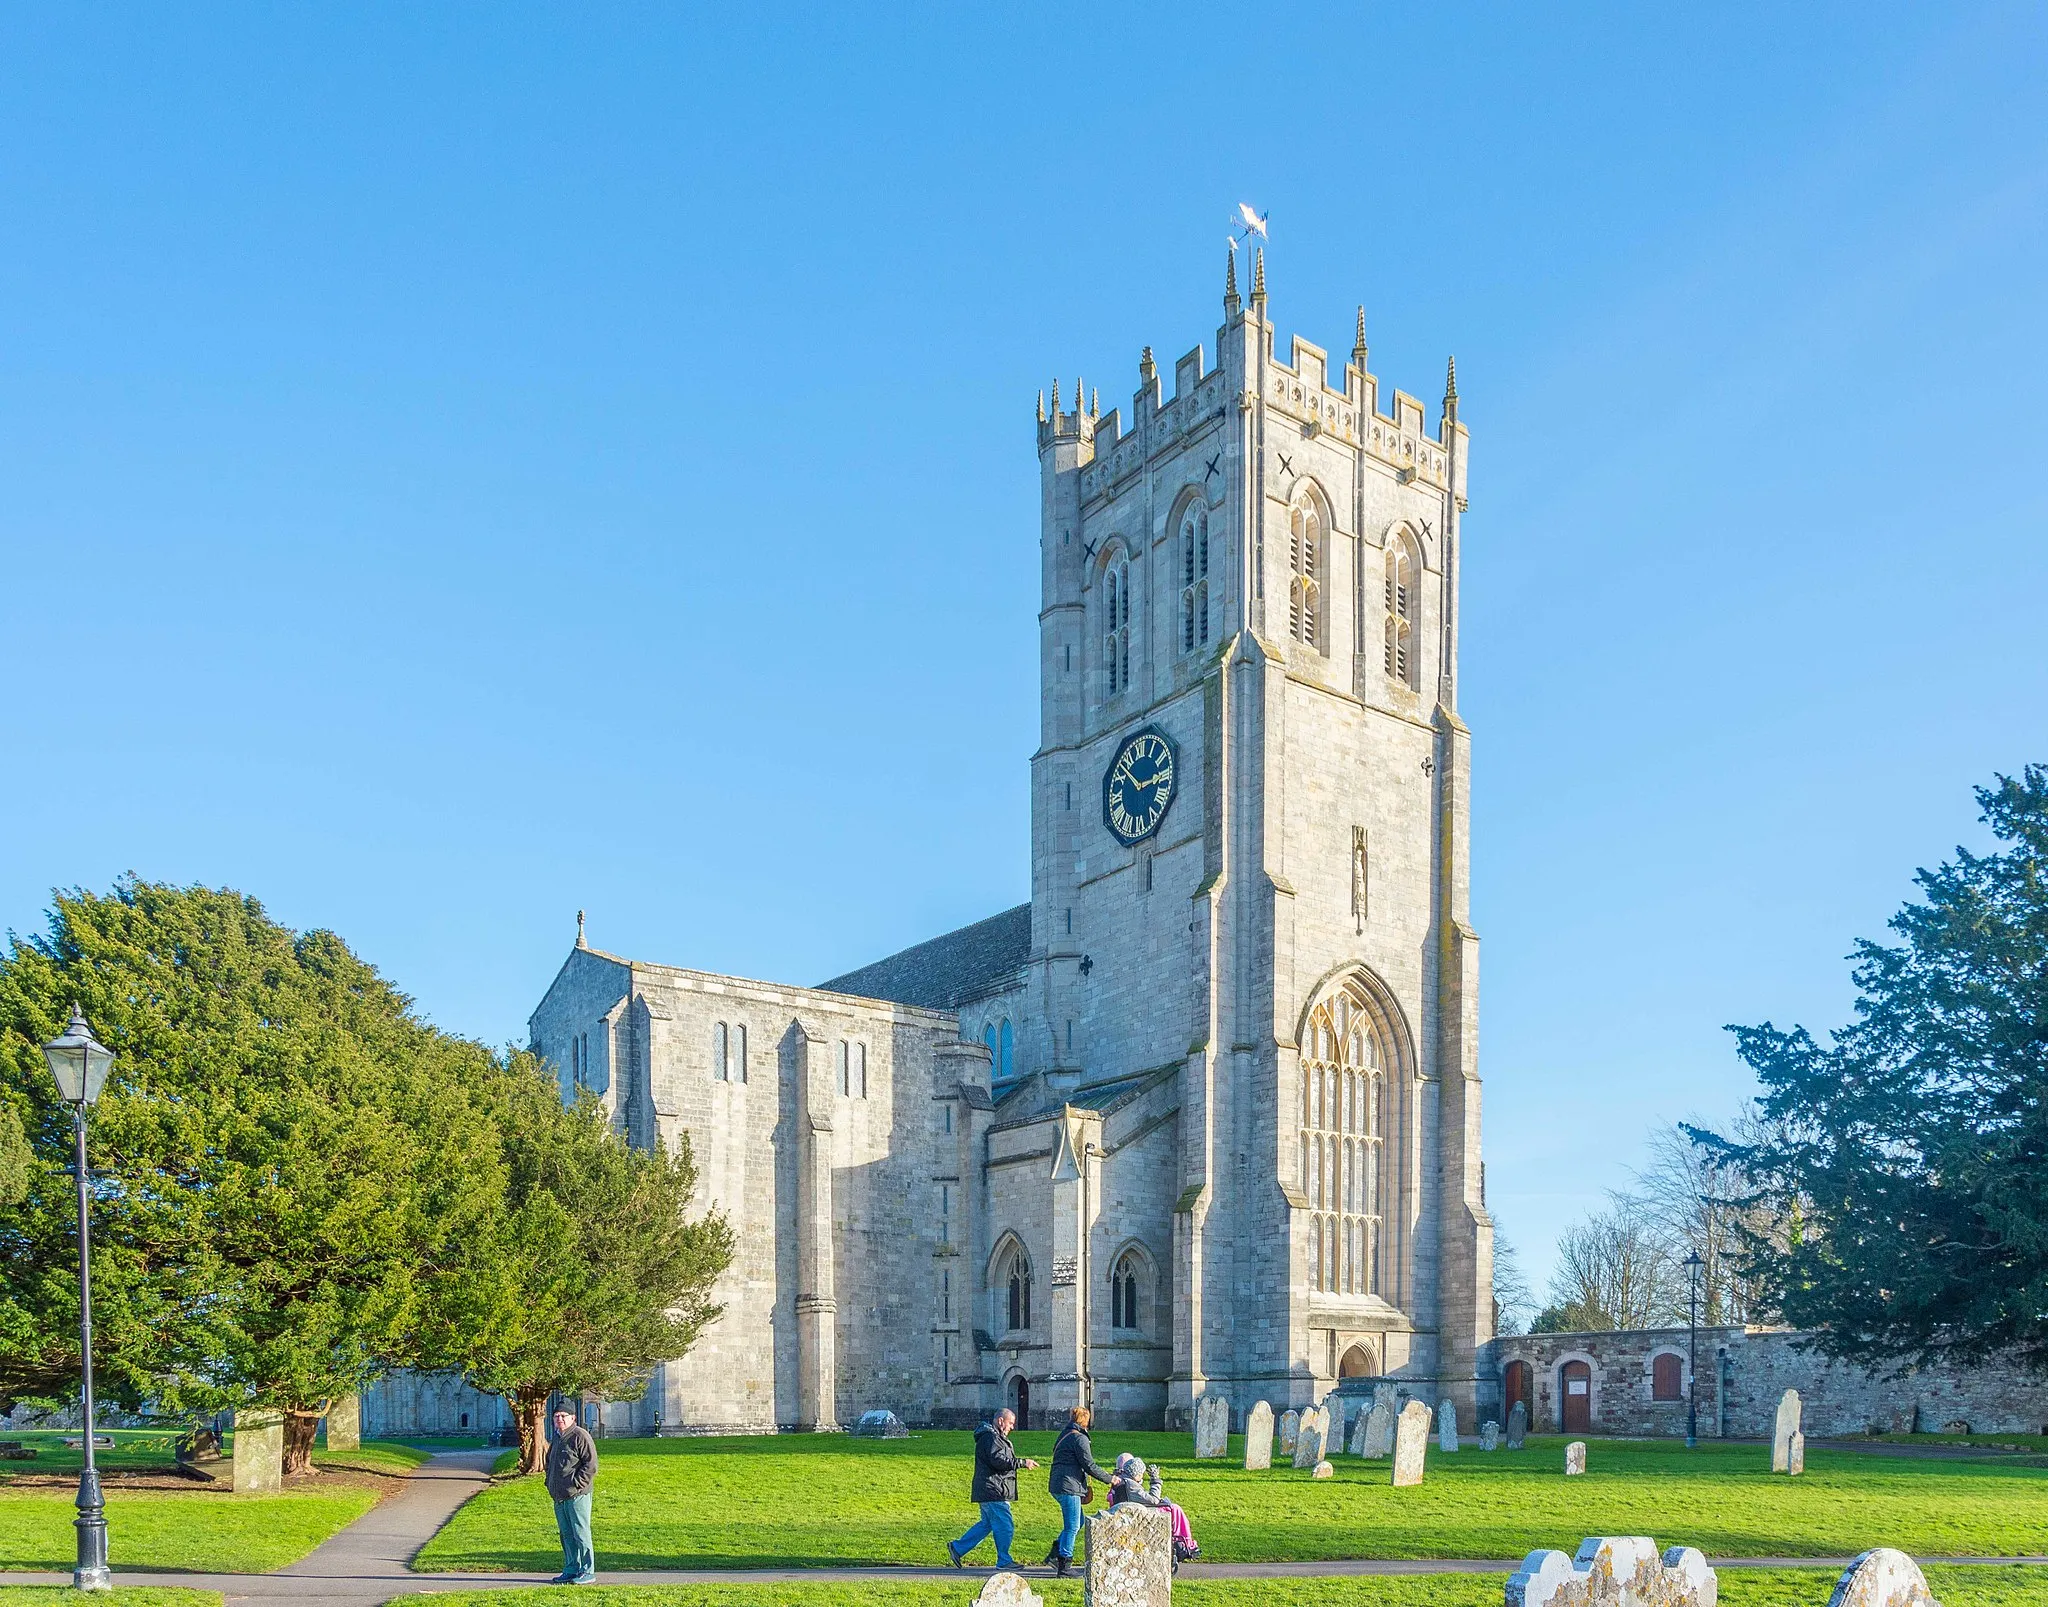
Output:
top-left (5, 6), bottom-right (2045, 1292)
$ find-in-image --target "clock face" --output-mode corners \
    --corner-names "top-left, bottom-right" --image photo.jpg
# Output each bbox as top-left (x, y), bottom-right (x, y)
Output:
top-left (1103, 726), bottom-right (1179, 845)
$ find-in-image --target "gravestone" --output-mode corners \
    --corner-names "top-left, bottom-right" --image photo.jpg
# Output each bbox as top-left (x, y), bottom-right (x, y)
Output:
top-left (1243, 1401), bottom-right (1274, 1471)
top-left (1312, 1459), bottom-right (1334, 1479)
top-left (1392, 1400), bottom-right (1431, 1487)
top-left (1772, 1390), bottom-right (1803, 1473)
top-left (1438, 1397), bottom-right (1460, 1452)
top-left (1786, 1431), bottom-right (1805, 1476)
top-left (1506, 1538), bottom-right (1717, 1607)
top-left (1482, 1420), bottom-right (1501, 1451)
top-left (1194, 1393), bottom-right (1231, 1459)
top-left (975, 1573), bottom-right (1044, 1607)
top-left (1084, 1503), bottom-right (1172, 1607)
top-left (325, 1394), bottom-right (360, 1452)
top-left (233, 1408), bottom-right (284, 1494)
top-left (1826, 1549), bottom-right (1940, 1607)
top-left (1277, 1409), bottom-right (1300, 1456)
top-left (1362, 1400), bottom-right (1396, 1458)
top-left (1565, 1440), bottom-right (1587, 1476)
top-left (1348, 1404), bottom-right (1370, 1456)
top-left (1506, 1401), bottom-right (1529, 1449)
top-left (852, 1409), bottom-right (908, 1438)
top-left (1293, 1405), bottom-right (1327, 1469)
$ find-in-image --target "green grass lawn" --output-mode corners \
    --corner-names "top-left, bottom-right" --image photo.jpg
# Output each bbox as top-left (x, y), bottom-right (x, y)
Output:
top-left (0, 1441), bottom-right (429, 1574)
top-left (413, 1432), bottom-right (2048, 1573)
top-left (0, 1592), bottom-right (221, 1607)
top-left (395, 1564), bottom-right (2048, 1607)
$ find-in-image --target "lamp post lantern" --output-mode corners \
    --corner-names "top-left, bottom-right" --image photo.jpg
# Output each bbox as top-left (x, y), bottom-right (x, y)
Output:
top-left (1683, 1249), bottom-right (1704, 1450)
top-left (41, 1005), bottom-right (115, 1591)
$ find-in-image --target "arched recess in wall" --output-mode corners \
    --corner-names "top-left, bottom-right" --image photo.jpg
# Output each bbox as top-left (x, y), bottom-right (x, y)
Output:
top-left (1338, 1342), bottom-right (1379, 1378)
top-left (1292, 962), bottom-right (1417, 1304)
top-left (988, 1233), bottom-right (1034, 1335)
top-left (1107, 1237), bottom-right (1162, 1338)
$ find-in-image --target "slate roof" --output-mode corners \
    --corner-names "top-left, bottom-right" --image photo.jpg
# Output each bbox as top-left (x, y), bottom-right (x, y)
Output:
top-left (819, 903), bottom-right (1032, 1011)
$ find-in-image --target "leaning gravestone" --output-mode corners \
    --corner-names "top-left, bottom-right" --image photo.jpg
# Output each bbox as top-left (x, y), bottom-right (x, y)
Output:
top-left (1827, 1549), bottom-right (1940, 1607)
top-left (1363, 1400), bottom-right (1396, 1458)
top-left (1772, 1389), bottom-right (1803, 1473)
top-left (1482, 1420), bottom-right (1501, 1451)
top-left (1194, 1393), bottom-right (1230, 1459)
top-left (1243, 1401), bottom-right (1274, 1471)
top-left (1438, 1397), bottom-right (1460, 1452)
top-left (1565, 1440), bottom-right (1587, 1476)
top-left (1506, 1400), bottom-right (1529, 1449)
top-left (1392, 1399), bottom-right (1431, 1487)
top-left (1085, 1503), bottom-right (1172, 1607)
top-left (975, 1573), bottom-right (1044, 1607)
top-left (1293, 1405), bottom-right (1327, 1469)
top-left (1506, 1537), bottom-right (1716, 1607)
top-left (1348, 1404), bottom-right (1371, 1456)
top-left (1787, 1431), bottom-right (1805, 1477)
top-left (1277, 1408), bottom-right (1300, 1456)
top-left (233, 1408), bottom-right (284, 1494)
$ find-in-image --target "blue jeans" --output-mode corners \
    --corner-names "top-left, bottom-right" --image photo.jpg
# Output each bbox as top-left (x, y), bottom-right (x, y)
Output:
top-left (1054, 1491), bottom-right (1084, 1560)
top-left (951, 1500), bottom-right (1016, 1566)
top-left (553, 1492), bottom-right (594, 1582)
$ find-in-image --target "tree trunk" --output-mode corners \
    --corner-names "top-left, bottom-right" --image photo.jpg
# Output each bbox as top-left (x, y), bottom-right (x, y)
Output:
top-left (282, 1407), bottom-right (323, 1477)
top-left (516, 1388), bottom-right (551, 1478)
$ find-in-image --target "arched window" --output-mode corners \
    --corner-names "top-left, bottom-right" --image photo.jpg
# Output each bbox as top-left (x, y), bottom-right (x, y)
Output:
top-left (1288, 496), bottom-right (1322, 649)
top-left (997, 1244), bottom-right (1033, 1333)
top-left (1299, 982), bottom-right (1391, 1296)
top-left (837, 1039), bottom-right (851, 1096)
top-left (1110, 1250), bottom-right (1146, 1331)
top-left (712, 1022), bottom-right (729, 1082)
top-left (733, 1022), bottom-right (748, 1084)
top-left (1383, 532), bottom-right (1419, 688)
top-left (1102, 555), bottom-right (1131, 696)
top-left (1652, 1352), bottom-right (1684, 1402)
top-left (851, 1040), bottom-right (866, 1099)
top-left (997, 1019), bottom-right (1014, 1081)
top-left (983, 1022), bottom-right (997, 1063)
top-left (1179, 505), bottom-right (1210, 655)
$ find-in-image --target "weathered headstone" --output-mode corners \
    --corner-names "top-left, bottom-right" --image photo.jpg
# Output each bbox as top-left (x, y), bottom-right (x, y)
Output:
top-left (1277, 1408), bottom-right (1301, 1456)
top-left (1085, 1503), bottom-right (1172, 1607)
top-left (325, 1394), bottom-right (360, 1452)
top-left (1564, 1440), bottom-right (1587, 1476)
top-left (233, 1408), bottom-right (284, 1494)
top-left (1348, 1404), bottom-right (1370, 1455)
top-left (1507, 1400), bottom-right (1529, 1449)
top-left (1772, 1390), bottom-right (1803, 1473)
top-left (1826, 1549), bottom-right (1940, 1607)
top-left (1293, 1405), bottom-right (1327, 1469)
top-left (1194, 1393), bottom-right (1230, 1459)
top-left (1362, 1400), bottom-right (1396, 1458)
top-left (1392, 1399), bottom-right (1431, 1487)
top-left (1312, 1459), bottom-right (1334, 1479)
top-left (975, 1573), bottom-right (1045, 1607)
top-left (1507, 1538), bottom-right (1716, 1607)
top-left (1243, 1400), bottom-right (1274, 1471)
top-left (1787, 1431), bottom-right (1805, 1477)
top-left (1438, 1397), bottom-right (1460, 1452)
top-left (1482, 1420), bottom-right (1501, 1451)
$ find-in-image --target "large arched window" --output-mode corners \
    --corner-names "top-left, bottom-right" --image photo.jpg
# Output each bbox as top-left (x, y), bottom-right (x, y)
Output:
top-left (1179, 504), bottom-right (1210, 655)
top-left (1298, 979), bottom-right (1394, 1296)
top-left (1288, 494), bottom-right (1322, 649)
top-left (996, 1242), bottom-right (1034, 1334)
top-left (1110, 1249), bottom-right (1148, 1332)
top-left (1102, 554), bottom-right (1131, 697)
top-left (1383, 531), bottom-right (1420, 689)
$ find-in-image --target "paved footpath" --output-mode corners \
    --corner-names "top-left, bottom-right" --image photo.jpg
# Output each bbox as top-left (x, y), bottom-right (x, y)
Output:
top-left (2, 1449), bottom-right (2046, 1605)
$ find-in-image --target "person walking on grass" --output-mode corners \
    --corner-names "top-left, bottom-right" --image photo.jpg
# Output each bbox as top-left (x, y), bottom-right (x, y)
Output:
top-left (1044, 1405), bottom-right (1110, 1578)
top-left (544, 1406), bottom-right (598, 1585)
top-left (946, 1407), bottom-right (1038, 1570)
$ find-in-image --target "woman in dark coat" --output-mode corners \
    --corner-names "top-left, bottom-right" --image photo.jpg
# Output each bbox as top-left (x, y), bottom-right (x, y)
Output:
top-left (1044, 1406), bottom-right (1110, 1576)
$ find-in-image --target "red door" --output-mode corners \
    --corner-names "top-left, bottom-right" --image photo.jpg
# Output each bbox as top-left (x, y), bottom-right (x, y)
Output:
top-left (1561, 1361), bottom-right (1592, 1432)
top-left (1504, 1360), bottom-right (1531, 1424)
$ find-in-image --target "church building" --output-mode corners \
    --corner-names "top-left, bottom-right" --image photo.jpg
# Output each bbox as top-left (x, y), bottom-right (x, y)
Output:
top-left (527, 254), bottom-right (1494, 1434)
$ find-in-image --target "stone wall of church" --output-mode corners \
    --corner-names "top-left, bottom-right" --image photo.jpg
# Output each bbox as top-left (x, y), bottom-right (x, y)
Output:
top-left (1490, 1327), bottom-right (2048, 1438)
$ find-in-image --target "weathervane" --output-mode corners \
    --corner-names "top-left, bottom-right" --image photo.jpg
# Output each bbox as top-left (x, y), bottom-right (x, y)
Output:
top-left (1228, 202), bottom-right (1269, 254)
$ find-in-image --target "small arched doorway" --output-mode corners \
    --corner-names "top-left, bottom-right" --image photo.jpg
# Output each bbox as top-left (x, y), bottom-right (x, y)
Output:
top-left (1011, 1375), bottom-right (1031, 1431)
top-left (1338, 1344), bottom-right (1375, 1379)
top-left (1561, 1360), bottom-right (1592, 1432)
top-left (1503, 1360), bottom-right (1532, 1425)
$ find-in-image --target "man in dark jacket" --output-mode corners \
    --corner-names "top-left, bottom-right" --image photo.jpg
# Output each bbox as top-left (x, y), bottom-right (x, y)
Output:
top-left (945, 1408), bottom-right (1037, 1569)
top-left (543, 1406), bottom-right (599, 1584)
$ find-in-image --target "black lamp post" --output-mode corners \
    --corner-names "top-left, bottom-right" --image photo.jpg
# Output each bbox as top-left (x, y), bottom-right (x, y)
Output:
top-left (41, 1005), bottom-right (115, 1592)
top-left (1683, 1249), bottom-right (1704, 1450)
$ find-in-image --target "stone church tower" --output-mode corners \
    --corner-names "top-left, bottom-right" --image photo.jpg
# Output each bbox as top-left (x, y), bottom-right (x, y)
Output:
top-left (526, 254), bottom-right (1491, 1435)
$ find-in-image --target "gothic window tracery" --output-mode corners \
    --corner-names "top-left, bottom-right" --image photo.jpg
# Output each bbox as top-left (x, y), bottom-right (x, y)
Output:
top-left (1179, 505), bottom-right (1210, 655)
top-left (1102, 555), bottom-right (1131, 697)
top-left (1383, 531), bottom-right (1419, 688)
top-left (996, 1242), bottom-right (1034, 1333)
top-left (1298, 985), bottom-right (1389, 1296)
top-left (1111, 1250), bottom-right (1146, 1331)
top-left (1288, 495), bottom-right (1322, 649)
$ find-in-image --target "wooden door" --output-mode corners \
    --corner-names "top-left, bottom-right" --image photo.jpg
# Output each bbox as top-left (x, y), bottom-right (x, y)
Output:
top-left (1561, 1361), bottom-right (1592, 1432)
top-left (1504, 1360), bottom-right (1531, 1423)
top-left (1013, 1376), bottom-right (1031, 1431)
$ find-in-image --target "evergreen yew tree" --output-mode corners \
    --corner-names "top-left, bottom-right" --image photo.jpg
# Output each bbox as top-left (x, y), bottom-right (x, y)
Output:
top-left (1710, 766), bottom-right (2048, 1369)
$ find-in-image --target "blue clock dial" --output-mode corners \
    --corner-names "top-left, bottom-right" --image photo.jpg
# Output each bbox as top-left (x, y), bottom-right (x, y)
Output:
top-left (1103, 727), bottom-right (1178, 845)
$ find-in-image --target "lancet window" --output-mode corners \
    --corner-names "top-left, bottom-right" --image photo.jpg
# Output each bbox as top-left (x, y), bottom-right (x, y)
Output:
top-left (1299, 985), bottom-right (1388, 1297)
top-left (1102, 556), bottom-right (1131, 696)
top-left (1288, 496), bottom-right (1322, 649)
top-left (1111, 1251), bottom-right (1145, 1331)
top-left (1179, 505), bottom-right (1210, 655)
top-left (997, 1243), bottom-right (1033, 1333)
top-left (1383, 532), bottom-right (1419, 688)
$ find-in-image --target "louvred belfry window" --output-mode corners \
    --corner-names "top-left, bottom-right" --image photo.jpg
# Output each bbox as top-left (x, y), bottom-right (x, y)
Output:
top-left (1288, 498), bottom-right (1321, 649)
top-left (1180, 506), bottom-right (1210, 655)
top-left (1384, 533), bottom-right (1418, 688)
